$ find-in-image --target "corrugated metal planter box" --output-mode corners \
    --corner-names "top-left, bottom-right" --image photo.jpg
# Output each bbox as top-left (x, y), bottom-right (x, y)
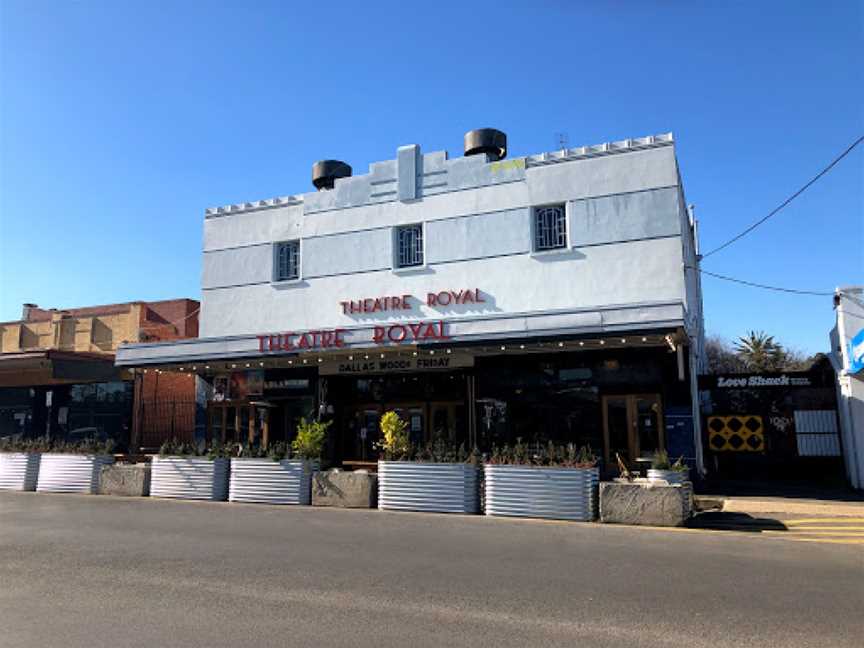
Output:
top-left (484, 465), bottom-right (599, 521)
top-left (229, 458), bottom-right (318, 505)
top-left (36, 454), bottom-right (114, 494)
top-left (150, 456), bottom-right (229, 501)
top-left (0, 452), bottom-right (40, 491)
top-left (646, 469), bottom-right (689, 486)
top-left (378, 461), bottom-right (479, 514)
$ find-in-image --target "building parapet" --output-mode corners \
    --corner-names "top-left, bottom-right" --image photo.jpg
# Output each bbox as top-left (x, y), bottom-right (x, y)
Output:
top-left (202, 133), bottom-right (674, 219)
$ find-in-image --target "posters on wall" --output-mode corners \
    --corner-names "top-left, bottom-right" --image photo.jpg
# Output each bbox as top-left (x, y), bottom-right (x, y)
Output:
top-left (227, 371), bottom-right (264, 400)
top-left (213, 375), bottom-right (229, 402)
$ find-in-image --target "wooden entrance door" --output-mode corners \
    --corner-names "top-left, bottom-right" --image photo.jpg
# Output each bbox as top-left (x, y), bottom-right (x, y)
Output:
top-left (207, 402), bottom-right (264, 445)
top-left (602, 394), bottom-right (664, 471)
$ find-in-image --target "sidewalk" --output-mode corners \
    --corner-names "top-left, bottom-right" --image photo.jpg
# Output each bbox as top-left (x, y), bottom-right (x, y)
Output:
top-left (695, 479), bottom-right (864, 517)
top-left (699, 495), bottom-right (864, 517)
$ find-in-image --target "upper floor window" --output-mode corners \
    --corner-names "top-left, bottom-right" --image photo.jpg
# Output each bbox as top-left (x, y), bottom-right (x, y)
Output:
top-left (275, 240), bottom-right (300, 281)
top-left (534, 204), bottom-right (567, 251)
top-left (396, 224), bottom-right (424, 268)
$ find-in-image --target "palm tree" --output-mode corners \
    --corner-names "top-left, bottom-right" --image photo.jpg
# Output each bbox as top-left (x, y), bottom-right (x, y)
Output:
top-left (734, 331), bottom-right (785, 371)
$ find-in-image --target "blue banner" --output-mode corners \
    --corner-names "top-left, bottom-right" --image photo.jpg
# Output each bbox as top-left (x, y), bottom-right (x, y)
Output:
top-left (849, 328), bottom-right (864, 374)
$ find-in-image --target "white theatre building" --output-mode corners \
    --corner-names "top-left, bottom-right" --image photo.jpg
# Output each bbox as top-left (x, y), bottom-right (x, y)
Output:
top-left (117, 128), bottom-right (706, 475)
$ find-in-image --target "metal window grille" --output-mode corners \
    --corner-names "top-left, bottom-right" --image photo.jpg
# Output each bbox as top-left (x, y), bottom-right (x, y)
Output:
top-left (534, 205), bottom-right (567, 251)
top-left (397, 225), bottom-right (424, 267)
top-left (276, 241), bottom-right (300, 280)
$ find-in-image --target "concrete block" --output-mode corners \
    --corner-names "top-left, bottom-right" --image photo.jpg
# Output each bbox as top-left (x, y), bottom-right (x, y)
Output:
top-left (600, 482), bottom-right (692, 527)
top-left (100, 464), bottom-right (151, 497)
top-left (312, 470), bottom-right (377, 508)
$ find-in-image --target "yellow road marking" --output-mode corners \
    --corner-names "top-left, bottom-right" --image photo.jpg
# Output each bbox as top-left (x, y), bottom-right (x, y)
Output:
top-left (781, 526), bottom-right (864, 531)
top-left (784, 538), bottom-right (864, 545)
top-left (783, 518), bottom-right (864, 525)
top-left (764, 531), bottom-right (864, 537)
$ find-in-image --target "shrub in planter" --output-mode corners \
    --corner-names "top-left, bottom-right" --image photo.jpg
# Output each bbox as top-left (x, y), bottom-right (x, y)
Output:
top-left (0, 436), bottom-right (46, 491)
top-left (484, 441), bottom-right (599, 521)
top-left (646, 451), bottom-right (690, 485)
top-left (36, 438), bottom-right (116, 494)
top-left (149, 439), bottom-right (230, 501)
top-left (377, 412), bottom-right (480, 514)
top-left (229, 419), bottom-right (328, 505)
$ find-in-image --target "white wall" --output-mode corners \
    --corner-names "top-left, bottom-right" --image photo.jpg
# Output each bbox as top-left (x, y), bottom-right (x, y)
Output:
top-left (198, 141), bottom-right (694, 343)
top-left (831, 287), bottom-right (864, 489)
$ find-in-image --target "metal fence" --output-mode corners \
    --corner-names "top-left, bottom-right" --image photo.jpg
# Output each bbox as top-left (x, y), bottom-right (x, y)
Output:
top-left (137, 400), bottom-right (196, 448)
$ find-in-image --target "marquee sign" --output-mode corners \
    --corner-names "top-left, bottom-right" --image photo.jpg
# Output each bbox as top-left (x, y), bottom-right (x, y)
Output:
top-left (319, 354), bottom-right (474, 376)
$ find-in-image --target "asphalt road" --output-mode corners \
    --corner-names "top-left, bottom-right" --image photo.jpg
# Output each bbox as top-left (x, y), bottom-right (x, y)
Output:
top-left (1, 492), bottom-right (862, 648)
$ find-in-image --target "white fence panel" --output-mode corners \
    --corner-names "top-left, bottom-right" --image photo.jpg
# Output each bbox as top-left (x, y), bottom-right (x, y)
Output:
top-left (0, 453), bottom-right (40, 491)
top-left (484, 465), bottom-right (599, 521)
top-left (36, 455), bottom-right (114, 494)
top-left (794, 410), bottom-right (841, 457)
top-left (150, 457), bottom-right (229, 501)
top-left (229, 459), bottom-right (317, 505)
top-left (378, 462), bottom-right (479, 514)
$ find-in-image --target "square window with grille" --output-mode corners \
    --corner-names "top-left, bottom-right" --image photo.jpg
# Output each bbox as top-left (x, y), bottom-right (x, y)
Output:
top-left (533, 204), bottom-right (567, 251)
top-left (274, 240), bottom-right (300, 281)
top-left (396, 224), bottom-right (424, 268)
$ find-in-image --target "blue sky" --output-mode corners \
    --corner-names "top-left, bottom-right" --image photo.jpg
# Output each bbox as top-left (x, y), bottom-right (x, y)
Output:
top-left (0, 1), bottom-right (861, 354)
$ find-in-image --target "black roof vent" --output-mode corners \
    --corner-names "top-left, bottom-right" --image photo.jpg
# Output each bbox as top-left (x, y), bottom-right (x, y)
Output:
top-left (312, 160), bottom-right (352, 191)
top-left (464, 128), bottom-right (507, 161)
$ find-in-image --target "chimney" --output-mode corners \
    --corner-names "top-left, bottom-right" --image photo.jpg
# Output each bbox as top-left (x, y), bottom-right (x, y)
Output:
top-left (312, 160), bottom-right (352, 191)
top-left (22, 303), bottom-right (38, 321)
top-left (464, 128), bottom-right (507, 161)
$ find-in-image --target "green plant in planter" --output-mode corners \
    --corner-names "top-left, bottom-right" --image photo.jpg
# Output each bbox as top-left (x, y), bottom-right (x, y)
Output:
top-left (159, 438), bottom-right (202, 457)
top-left (487, 440), bottom-right (597, 468)
top-left (291, 418), bottom-right (330, 460)
top-left (0, 436), bottom-right (32, 453)
top-left (233, 441), bottom-right (292, 462)
top-left (650, 451), bottom-right (688, 472)
top-left (411, 438), bottom-right (481, 464)
top-left (267, 441), bottom-right (291, 462)
top-left (670, 455), bottom-right (689, 472)
top-left (206, 442), bottom-right (235, 460)
top-left (376, 411), bottom-right (410, 460)
top-left (650, 450), bottom-right (672, 470)
top-left (46, 438), bottom-right (115, 455)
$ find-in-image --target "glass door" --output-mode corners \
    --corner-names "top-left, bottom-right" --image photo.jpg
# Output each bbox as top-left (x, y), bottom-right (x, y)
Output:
top-left (602, 396), bottom-right (631, 467)
top-left (602, 394), bottom-right (664, 473)
top-left (633, 395), bottom-right (663, 461)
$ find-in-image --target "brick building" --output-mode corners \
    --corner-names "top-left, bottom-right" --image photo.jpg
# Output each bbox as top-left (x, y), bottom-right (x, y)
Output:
top-left (0, 298), bottom-right (199, 451)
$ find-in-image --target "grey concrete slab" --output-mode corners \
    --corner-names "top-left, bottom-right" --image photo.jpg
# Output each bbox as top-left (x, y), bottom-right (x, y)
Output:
top-left (0, 492), bottom-right (861, 648)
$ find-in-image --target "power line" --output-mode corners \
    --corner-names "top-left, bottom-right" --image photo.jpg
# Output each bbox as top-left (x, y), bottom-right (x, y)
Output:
top-left (701, 134), bottom-right (864, 259)
top-left (687, 266), bottom-right (832, 296)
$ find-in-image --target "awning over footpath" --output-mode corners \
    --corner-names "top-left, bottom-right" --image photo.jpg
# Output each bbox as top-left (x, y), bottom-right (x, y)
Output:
top-left (0, 350), bottom-right (131, 387)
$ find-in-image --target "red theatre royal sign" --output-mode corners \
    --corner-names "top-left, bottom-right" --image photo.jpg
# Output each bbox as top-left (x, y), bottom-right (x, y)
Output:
top-left (257, 321), bottom-right (448, 352)
top-left (257, 287), bottom-right (480, 353)
top-left (341, 288), bottom-right (484, 314)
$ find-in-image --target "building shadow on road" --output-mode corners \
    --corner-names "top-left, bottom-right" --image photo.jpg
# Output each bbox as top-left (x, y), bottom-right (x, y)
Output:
top-left (688, 511), bottom-right (788, 533)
